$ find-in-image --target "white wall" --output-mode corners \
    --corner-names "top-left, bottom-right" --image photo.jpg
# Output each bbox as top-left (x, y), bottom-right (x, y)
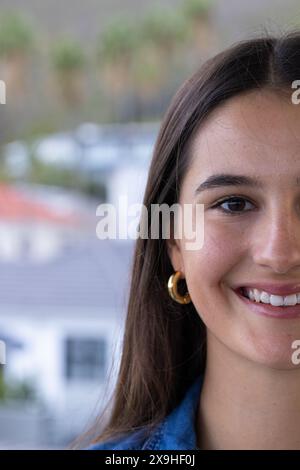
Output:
top-left (0, 308), bottom-right (124, 415)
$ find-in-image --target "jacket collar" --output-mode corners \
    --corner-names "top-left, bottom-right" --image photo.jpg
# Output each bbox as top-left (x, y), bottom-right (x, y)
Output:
top-left (142, 375), bottom-right (204, 450)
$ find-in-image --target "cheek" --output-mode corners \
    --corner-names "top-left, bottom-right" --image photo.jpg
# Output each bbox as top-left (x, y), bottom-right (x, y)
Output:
top-left (181, 222), bottom-right (245, 325)
top-left (183, 223), bottom-right (243, 292)
top-left (178, 216), bottom-right (300, 369)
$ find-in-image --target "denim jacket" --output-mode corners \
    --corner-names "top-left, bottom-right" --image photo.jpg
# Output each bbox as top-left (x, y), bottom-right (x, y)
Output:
top-left (87, 375), bottom-right (203, 450)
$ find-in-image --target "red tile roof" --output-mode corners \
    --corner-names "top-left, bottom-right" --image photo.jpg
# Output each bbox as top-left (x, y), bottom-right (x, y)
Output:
top-left (0, 184), bottom-right (79, 225)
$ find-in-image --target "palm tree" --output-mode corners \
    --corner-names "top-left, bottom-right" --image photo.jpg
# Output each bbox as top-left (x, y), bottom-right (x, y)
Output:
top-left (183, 0), bottom-right (212, 18)
top-left (142, 9), bottom-right (187, 57)
top-left (51, 38), bottom-right (85, 107)
top-left (0, 11), bottom-right (34, 97)
top-left (182, 0), bottom-right (216, 52)
top-left (97, 20), bottom-right (138, 92)
top-left (96, 18), bottom-right (139, 120)
top-left (97, 9), bottom-right (189, 121)
top-left (131, 9), bottom-right (187, 106)
top-left (97, 18), bottom-right (139, 95)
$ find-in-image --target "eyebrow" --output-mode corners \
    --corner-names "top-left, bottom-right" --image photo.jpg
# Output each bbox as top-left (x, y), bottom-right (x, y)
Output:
top-left (195, 173), bottom-right (300, 195)
top-left (195, 173), bottom-right (264, 195)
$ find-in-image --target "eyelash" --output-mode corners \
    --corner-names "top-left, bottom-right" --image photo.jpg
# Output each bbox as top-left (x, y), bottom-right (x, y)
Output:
top-left (211, 196), bottom-right (256, 215)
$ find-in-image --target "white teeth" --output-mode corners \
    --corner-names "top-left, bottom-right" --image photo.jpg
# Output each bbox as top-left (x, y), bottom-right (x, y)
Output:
top-left (260, 291), bottom-right (270, 304)
top-left (243, 288), bottom-right (300, 306)
top-left (253, 289), bottom-right (261, 303)
top-left (283, 294), bottom-right (297, 306)
top-left (270, 295), bottom-right (284, 307)
top-left (249, 290), bottom-right (255, 301)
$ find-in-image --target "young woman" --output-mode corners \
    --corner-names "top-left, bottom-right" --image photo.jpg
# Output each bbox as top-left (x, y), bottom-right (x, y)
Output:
top-left (83, 29), bottom-right (300, 450)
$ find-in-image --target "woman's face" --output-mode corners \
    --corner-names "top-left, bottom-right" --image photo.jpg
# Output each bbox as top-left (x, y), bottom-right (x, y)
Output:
top-left (167, 89), bottom-right (300, 369)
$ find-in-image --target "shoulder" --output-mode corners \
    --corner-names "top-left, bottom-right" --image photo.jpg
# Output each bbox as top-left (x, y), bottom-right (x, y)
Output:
top-left (86, 375), bottom-right (204, 451)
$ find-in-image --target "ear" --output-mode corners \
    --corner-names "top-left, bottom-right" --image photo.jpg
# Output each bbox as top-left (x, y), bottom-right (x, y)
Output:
top-left (166, 233), bottom-right (184, 272)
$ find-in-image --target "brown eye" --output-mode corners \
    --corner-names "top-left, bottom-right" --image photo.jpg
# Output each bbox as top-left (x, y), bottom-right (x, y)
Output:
top-left (213, 197), bottom-right (255, 214)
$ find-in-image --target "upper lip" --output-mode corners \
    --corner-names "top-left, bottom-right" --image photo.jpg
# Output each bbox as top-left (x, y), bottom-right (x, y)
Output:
top-left (234, 282), bottom-right (300, 296)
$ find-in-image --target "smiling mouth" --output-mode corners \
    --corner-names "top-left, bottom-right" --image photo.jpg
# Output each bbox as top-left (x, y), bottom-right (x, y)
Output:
top-left (239, 288), bottom-right (250, 298)
top-left (236, 287), bottom-right (299, 307)
top-left (233, 287), bottom-right (300, 319)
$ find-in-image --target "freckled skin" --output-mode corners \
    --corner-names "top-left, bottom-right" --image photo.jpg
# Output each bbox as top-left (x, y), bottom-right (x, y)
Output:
top-left (167, 89), bottom-right (300, 370)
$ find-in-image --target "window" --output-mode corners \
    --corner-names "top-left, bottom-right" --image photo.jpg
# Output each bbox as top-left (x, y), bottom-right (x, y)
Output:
top-left (64, 337), bottom-right (106, 381)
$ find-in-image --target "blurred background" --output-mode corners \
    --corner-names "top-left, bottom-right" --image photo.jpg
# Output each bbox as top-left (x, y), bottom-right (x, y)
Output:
top-left (0, 0), bottom-right (299, 449)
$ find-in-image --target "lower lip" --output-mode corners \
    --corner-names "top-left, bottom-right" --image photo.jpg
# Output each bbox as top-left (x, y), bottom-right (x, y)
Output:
top-left (234, 288), bottom-right (300, 319)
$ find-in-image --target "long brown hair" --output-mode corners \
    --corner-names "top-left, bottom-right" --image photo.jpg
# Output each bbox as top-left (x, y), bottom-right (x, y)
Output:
top-left (74, 29), bottom-right (300, 448)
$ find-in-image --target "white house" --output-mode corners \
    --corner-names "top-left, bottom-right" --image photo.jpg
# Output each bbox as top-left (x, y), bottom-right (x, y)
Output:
top-left (0, 183), bottom-right (136, 447)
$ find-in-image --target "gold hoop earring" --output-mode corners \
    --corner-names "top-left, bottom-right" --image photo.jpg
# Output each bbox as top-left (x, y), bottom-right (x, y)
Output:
top-left (167, 270), bottom-right (191, 304)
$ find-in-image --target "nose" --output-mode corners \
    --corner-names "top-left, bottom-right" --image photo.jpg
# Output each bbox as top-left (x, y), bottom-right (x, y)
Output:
top-left (252, 206), bottom-right (300, 274)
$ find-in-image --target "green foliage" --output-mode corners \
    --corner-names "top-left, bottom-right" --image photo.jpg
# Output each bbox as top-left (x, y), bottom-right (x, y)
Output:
top-left (0, 366), bottom-right (5, 400)
top-left (51, 38), bottom-right (85, 72)
top-left (80, 179), bottom-right (107, 200)
top-left (28, 156), bottom-right (106, 198)
top-left (97, 18), bottom-right (140, 64)
top-left (141, 9), bottom-right (188, 49)
top-left (0, 367), bottom-right (36, 402)
top-left (0, 10), bottom-right (34, 57)
top-left (0, 158), bottom-right (11, 182)
top-left (29, 155), bottom-right (78, 188)
top-left (0, 2), bottom-right (217, 138)
top-left (183, 0), bottom-right (212, 20)
top-left (6, 380), bottom-right (36, 401)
